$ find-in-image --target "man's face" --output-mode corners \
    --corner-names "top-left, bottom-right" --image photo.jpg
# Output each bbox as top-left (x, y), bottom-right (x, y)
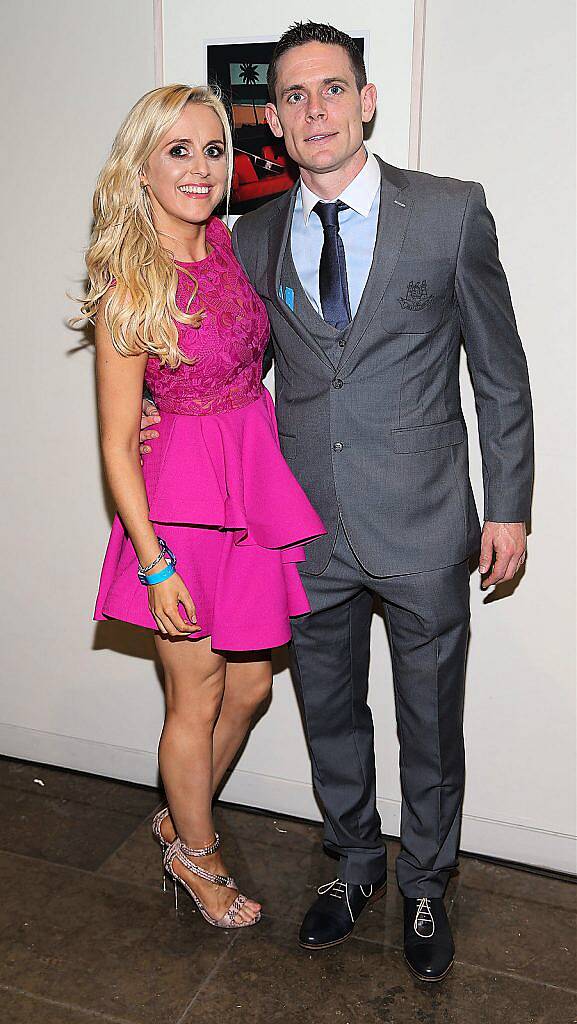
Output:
top-left (265, 42), bottom-right (376, 176)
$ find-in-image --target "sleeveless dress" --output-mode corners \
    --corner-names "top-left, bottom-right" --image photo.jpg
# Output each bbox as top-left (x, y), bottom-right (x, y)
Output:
top-left (94, 216), bottom-right (326, 650)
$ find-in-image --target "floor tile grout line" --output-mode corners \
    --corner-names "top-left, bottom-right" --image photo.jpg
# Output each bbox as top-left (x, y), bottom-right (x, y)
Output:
top-left (347, 933), bottom-right (577, 994)
top-left (174, 933), bottom-right (239, 1024)
top-left (1, 846), bottom-right (173, 897)
top-left (450, 959), bottom-right (577, 996)
top-left (95, 801), bottom-right (166, 874)
top-left (0, 982), bottom-right (141, 1024)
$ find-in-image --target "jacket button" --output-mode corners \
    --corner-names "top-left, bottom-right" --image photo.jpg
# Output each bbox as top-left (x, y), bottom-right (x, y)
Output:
top-left (332, 442), bottom-right (344, 452)
top-left (332, 378), bottom-right (344, 389)
top-left (338, 339), bottom-right (346, 347)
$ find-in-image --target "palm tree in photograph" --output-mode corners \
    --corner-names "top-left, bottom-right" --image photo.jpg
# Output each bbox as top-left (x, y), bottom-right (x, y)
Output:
top-left (238, 63), bottom-right (261, 124)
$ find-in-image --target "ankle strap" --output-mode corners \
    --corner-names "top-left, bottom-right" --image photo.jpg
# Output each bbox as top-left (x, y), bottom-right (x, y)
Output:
top-left (180, 832), bottom-right (220, 858)
top-left (164, 836), bottom-right (234, 888)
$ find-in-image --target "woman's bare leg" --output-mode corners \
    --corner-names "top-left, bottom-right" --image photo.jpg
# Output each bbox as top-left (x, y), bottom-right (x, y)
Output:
top-left (154, 633), bottom-right (261, 924)
top-left (212, 652), bottom-right (273, 790)
top-left (158, 651), bottom-right (273, 826)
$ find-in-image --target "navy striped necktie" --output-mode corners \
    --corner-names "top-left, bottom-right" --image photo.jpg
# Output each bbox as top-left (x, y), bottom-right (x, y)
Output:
top-left (313, 200), bottom-right (352, 330)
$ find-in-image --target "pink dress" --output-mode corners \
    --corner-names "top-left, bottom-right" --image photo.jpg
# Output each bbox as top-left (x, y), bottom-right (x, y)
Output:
top-left (94, 216), bottom-right (326, 650)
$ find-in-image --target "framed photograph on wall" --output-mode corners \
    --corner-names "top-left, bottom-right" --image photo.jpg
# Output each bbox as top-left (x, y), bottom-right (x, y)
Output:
top-left (205, 35), bottom-right (367, 215)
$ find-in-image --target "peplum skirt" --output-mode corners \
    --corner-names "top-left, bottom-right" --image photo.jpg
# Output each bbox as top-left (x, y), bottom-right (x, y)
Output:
top-left (94, 388), bottom-right (326, 650)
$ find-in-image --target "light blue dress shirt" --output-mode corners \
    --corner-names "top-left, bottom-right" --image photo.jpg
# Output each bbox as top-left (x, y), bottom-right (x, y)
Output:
top-left (290, 149), bottom-right (381, 321)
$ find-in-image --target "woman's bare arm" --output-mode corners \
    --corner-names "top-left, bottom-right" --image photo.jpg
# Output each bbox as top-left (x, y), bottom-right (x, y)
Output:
top-left (95, 297), bottom-right (162, 569)
top-left (95, 297), bottom-right (199, 635)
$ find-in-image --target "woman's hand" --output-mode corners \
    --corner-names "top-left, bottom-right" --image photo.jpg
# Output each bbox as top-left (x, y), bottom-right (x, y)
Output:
top-left (140, 397), bottom-right (161, 458)
top-left (147, 570), bottom-right (201, 636)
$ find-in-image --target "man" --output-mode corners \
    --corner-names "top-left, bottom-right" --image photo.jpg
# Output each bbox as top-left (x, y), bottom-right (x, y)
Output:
top-left (142, 22), bottom-right (533, 982)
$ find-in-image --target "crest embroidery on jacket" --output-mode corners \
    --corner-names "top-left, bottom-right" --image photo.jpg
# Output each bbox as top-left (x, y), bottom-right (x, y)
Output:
top-left (398, 280), bottom-right (435, 311)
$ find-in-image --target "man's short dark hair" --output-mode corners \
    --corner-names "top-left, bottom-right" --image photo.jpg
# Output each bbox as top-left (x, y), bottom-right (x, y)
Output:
top-left (267, 22), bottom-right (367, 103)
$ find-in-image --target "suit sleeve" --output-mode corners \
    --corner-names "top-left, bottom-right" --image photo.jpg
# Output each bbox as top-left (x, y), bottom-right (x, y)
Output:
top-left (232, 218), bottom-right (275, 382)
top-left (231, 219), bottom-right (250, 277)
top-left (455, 182), bottom-right (534, 523)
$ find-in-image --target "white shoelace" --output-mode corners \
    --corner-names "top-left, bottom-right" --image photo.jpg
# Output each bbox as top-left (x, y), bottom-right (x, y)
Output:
top-left (318, 878), bottom-right (373, 923)
top-left (318, 878), bottom-right (347, 899)
top-left (318, 878), bottom-right (352, 921)
top-left (414, 897), bottom-right (435, 938)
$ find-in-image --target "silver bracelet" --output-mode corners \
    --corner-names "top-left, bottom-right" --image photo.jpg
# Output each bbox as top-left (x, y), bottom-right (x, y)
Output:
top-left (139, 541), bottom-right (167, 574)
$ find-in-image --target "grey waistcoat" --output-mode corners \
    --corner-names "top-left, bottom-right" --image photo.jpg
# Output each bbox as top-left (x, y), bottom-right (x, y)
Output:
top-left (281, 240), bottom-right (347, 361)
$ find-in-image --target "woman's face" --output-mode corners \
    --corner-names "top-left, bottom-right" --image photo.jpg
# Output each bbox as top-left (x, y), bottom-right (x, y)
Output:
top-left (140, 103), bottom-right (228, 227)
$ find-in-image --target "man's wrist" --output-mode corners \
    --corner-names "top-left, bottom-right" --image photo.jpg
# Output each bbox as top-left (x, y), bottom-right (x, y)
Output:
top-left (483, 519), bottom-right (526, 526)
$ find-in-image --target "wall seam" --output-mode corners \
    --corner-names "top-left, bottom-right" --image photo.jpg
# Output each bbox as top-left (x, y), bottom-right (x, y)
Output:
top-left (153, 0), bottom-right (164, 87)
top-left (408, 0), bottom-right (427, 169)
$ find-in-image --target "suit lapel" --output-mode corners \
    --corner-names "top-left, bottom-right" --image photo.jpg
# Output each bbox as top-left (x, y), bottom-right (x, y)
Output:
top-left (335, 157), bottom-right (413, 375)
top-left (266, 182), bottom-right (338, 372)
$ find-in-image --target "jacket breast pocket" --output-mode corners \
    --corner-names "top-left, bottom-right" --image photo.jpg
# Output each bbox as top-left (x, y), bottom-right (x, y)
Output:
top-left (380, 257), bottom-right (454, 335)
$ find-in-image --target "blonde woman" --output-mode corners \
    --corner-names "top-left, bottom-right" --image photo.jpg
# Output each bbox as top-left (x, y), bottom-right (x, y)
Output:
top-left (82, 85), bottom-right (325, 929)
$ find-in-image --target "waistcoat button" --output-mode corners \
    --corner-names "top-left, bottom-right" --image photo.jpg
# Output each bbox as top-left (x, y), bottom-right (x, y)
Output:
top-left (332, 442), bottom-right (344, 452)
top-left (332, 378), bottom-right (344, 389)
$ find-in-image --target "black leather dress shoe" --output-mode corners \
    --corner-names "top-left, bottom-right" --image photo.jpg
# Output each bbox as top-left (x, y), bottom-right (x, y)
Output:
top-left (403, 897), bottom-right (455, 981)
top-left (299, 873), bottom-right (387, 949)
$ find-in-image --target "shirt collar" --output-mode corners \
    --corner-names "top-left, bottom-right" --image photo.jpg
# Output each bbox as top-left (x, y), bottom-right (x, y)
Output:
top-left (299, 149), bottom-right (381, 226)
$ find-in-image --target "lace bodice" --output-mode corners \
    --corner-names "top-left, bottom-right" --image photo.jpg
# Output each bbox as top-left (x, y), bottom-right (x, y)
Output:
top-left (144, 216), bottom-right (269, 415)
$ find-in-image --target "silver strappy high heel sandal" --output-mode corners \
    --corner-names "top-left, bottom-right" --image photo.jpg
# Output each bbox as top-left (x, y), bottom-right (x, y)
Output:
top-left (164, 833), bottom-right (261, 929)
top-left (151, 807), bottom-right (172, 892)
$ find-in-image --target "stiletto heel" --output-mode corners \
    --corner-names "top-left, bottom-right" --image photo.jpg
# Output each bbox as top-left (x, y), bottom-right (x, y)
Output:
top-left (151, 807), bottom-right (173, 892)
top-left (164, 833), bottom-right (261, 929)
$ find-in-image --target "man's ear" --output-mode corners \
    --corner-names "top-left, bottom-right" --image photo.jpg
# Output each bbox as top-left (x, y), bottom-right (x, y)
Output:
top-left (360, 83), bottom-right (377, 125)
top-left (265, 102), bottom-right (284, 139)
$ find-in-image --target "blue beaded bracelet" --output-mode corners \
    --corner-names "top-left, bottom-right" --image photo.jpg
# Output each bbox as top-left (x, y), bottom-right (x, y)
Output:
top-left (137, 538), bottom-right (177, 586)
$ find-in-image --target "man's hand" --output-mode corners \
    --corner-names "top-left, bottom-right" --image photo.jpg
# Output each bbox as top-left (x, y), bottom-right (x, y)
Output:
top-left (140, 398), bottom-right (161, 456)
top-left (479, 521), bottom-right (527, 589)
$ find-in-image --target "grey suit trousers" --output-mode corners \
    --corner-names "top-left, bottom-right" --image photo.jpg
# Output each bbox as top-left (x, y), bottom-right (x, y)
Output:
top-left (289, 516), bottom-right (471, 898)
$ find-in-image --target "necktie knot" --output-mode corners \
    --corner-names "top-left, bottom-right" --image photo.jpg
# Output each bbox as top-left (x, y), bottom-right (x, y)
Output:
top-left (313, 200), bottom-right (348, 230)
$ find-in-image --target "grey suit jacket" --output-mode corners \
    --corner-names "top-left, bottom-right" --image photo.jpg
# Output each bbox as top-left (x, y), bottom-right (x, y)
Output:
top-left (232, 156), bottom-right (534, 577)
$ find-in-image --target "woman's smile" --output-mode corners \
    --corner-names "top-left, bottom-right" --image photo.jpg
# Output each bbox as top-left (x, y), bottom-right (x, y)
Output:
top-left (176, 183), bottom-right (214, 197)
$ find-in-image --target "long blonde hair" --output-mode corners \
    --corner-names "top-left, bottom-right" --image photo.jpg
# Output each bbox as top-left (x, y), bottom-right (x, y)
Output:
top-left (74, 84), bottom-right (233, 368)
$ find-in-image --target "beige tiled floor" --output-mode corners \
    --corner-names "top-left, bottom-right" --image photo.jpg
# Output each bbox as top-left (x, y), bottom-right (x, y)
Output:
top-left (0, 756), bottom-right (575, 1023)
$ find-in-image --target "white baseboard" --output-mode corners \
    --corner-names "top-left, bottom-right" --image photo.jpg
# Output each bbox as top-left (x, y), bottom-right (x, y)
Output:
top-left (1, 723), bottom-right (575, 876)
top-left (0, 724), bottom-right (161, 786)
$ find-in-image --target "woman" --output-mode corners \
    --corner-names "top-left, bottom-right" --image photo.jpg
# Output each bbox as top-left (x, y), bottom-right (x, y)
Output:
top-left (80, 84), bottom-right (325, 929)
